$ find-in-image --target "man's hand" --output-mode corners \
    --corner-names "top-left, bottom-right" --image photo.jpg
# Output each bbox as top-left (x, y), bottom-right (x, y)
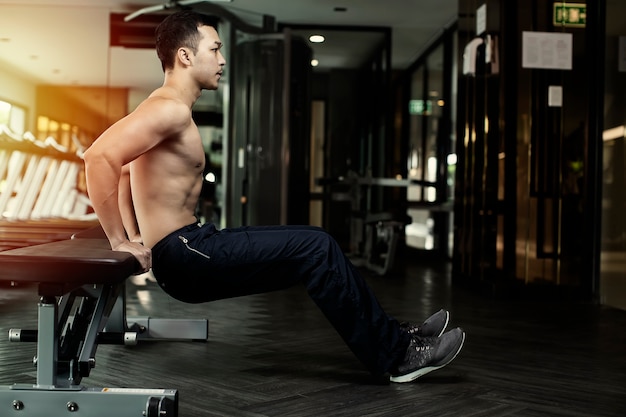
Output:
top-left (113, 240), bottom-right (152, 273)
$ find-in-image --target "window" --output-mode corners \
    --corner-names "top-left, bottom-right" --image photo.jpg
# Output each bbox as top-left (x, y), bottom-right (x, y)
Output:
top-left (0, 98), bottom-right (27, 135)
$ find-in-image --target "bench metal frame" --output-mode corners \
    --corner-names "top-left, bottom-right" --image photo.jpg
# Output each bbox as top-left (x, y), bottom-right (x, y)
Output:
top-left (0, 237), bottom-right (208, 416)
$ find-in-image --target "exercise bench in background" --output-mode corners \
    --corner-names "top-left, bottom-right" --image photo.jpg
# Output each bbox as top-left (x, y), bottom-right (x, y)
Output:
top-left (0, 231), bottom-right (208, 416)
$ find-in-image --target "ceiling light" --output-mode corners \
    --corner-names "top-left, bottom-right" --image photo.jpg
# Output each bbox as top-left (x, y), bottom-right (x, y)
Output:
top-left (311, 59), bottom-right (319, 67)
top-left (309, 35), bottom-right (325, 43)
top-left (205, 172), bottom-right (216, 183)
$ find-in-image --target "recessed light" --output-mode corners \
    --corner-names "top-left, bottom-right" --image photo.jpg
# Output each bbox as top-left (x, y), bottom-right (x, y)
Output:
top-left (311, 59), bottom-right (319, 67)
top-left (309, 35), bottom-right (325, 43)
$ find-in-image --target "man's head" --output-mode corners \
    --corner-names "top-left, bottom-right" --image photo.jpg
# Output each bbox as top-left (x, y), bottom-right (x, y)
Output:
top-left (155, 10), bottom-right (220, 72)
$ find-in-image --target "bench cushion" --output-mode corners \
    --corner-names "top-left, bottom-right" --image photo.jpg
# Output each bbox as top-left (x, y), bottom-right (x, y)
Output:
top-left (0, 238), bottom-right (139, 294)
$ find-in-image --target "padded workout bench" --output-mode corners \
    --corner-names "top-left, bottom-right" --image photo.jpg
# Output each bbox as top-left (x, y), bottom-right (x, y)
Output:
top-left (0, 233), bottom-right (209, 416)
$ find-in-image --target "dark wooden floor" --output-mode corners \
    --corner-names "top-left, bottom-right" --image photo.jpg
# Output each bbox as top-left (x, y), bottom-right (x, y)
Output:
top-left (2, 254), bottom-right (626, 416)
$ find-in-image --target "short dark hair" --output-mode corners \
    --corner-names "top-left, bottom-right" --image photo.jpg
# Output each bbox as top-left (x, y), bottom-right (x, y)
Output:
top-left (155, 10), bottom-right (219, 71)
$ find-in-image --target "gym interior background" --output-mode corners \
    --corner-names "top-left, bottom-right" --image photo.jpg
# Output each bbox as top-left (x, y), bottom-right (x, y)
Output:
top-left (2, 1), bottom-right (626, 416)
top-left (1, 0), bottom-right (626, 308)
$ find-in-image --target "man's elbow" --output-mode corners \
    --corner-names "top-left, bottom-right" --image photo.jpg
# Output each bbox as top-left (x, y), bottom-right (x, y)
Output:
top-left (83, 145), bottom-right (113, 170)
top-left (83, 145), bottom-right (97, 167)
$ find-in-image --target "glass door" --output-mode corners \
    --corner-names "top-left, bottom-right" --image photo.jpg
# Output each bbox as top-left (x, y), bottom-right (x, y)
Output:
top-left (405, 37), bottom-right (456, 256)
top-left (600, 0), bottom-right (626, 309)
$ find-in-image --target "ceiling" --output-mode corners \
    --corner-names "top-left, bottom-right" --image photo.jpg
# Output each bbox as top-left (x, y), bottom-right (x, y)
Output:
top-left (0, 0), bottom-right (457, 99)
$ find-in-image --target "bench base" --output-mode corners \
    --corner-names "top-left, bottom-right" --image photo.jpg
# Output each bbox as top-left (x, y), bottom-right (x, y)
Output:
top-left (125, 317), bottom-right (209, 341)
top-left (105, 288), bottom-right (209, 341)
top-left (0, 384), bottom-right (178, 416)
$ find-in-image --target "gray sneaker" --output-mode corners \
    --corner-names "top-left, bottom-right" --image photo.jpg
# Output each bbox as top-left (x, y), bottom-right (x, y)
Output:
top-left (390, 327), bottom-right (465, 383)
top-left (400, 309), bottom-right (449, 338)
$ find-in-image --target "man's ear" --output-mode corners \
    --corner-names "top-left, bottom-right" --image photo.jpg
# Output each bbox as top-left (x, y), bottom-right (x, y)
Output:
top-left (177, 47), bottom-right (193, 66)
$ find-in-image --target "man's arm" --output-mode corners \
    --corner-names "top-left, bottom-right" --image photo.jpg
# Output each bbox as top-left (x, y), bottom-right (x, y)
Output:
top-left (83, 137), bottom-right (133, 249)
top-left (83, 127), bottom-right (151, 271)
top-left (119, 163), bottom-right (142, 243)
top-left (83, 97), bottom-right (191, 271)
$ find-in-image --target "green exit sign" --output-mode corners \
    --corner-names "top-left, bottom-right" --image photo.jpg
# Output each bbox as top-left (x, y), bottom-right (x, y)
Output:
top-left (408, 100), bottom-right (432, 115)
top-left (554, 3), bottom-right (586, 27)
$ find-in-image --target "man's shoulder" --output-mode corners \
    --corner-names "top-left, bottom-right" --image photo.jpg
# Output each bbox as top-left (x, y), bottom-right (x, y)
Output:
top-left (140, 93), bottom-right (189, 113)
top-left (133, 94), bottom-right (191, 126)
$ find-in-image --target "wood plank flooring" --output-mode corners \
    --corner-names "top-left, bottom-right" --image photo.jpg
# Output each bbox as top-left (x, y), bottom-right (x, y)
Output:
top-left (1, 254), bottom-right (626, 416)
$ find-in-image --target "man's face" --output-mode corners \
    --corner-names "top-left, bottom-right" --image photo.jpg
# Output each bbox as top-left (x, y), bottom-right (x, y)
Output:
top-left (192, 25), bottom-right (226, 90)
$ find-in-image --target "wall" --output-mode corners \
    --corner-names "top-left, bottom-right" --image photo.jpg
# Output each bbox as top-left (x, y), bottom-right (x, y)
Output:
top-left (453, 0), bottom-right (601, 299)
top-left (0, 66), bottom-right (129, 142)
top-left (36, 85), bottom-right (128, 141)
top-left (600, 0), bottom-right (626, 310)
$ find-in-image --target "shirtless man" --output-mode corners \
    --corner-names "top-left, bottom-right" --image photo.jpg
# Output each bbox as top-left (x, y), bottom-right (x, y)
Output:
top-left (84, 10), bottom-right (464, 383)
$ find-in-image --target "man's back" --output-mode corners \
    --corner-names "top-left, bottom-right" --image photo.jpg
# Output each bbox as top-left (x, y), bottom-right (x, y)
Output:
top-left (129, 94), bottom-right (205, 248)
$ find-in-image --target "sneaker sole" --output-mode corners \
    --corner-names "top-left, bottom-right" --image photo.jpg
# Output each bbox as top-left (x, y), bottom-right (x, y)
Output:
top-left (435, 311), bottom-right (450, 337)
top-left (389, 331), bottom-right (465, 383)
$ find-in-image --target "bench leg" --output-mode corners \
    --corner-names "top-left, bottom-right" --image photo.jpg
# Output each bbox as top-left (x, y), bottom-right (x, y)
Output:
top-left (36, 296), bottom-right (58, 388)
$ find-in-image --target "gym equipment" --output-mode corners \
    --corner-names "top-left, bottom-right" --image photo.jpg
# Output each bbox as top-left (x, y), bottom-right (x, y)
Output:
top-left (0, 125), bottom-right (95, 221)
top-left (322, 172), bottom-right (422, 275)
top-left (0, 232), bottom-right (208, 416)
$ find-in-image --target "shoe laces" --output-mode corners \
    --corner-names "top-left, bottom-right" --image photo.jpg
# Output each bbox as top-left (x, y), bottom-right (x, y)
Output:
top-left (413, 343), bottom-right (430, 352)
top-left (411, 335), bottom-right (435, 351)
top-left (399, 321), bottom-right (420, 335)
top-left (399, 335), bottom-right (436, 369)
